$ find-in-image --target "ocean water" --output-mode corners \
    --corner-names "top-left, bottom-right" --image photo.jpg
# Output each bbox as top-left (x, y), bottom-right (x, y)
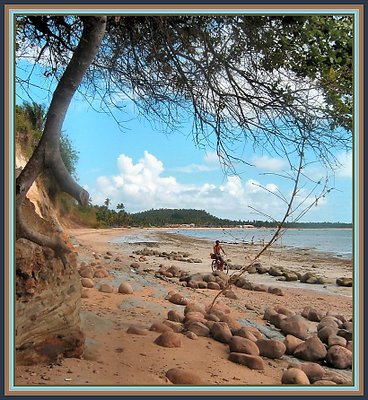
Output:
top-left (167, 228), bottom-right (353, 259)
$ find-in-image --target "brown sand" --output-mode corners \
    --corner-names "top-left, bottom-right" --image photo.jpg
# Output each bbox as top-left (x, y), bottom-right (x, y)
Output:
top-left (14, 227), bottom-right (353, 393)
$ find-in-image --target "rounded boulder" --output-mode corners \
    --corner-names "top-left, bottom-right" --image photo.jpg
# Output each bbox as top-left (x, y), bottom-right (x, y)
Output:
top-left (154, 332), bottom-right (182, 348)
top-left (281, 368), bottom-right (310, 385)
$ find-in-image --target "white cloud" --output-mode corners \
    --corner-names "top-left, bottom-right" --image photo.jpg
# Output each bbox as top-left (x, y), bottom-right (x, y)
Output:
top-left (173, 163), bottom-right (213, 173)
top-left (171, 151), bottom-right (220, 174)
top-left (334, 151), bottom-right (352, 179)
top-left (88, 151), bottom-right (295, 220)
top-left (251, 155), bottom-right (287, 172)
top-left (204, 151), bottom-right (220, 165)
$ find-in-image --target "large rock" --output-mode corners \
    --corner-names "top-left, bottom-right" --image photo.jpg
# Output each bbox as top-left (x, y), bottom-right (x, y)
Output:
top-left (229, 336), bottom-right (260, 356)
top-left (279, 315), bottom-right (309, 340)
top-left (269, 313), bottom-right (287, 329)
top-left (275, 306), bottom-right (295, 317)
top-left (210, 322), bottom-right (233, 343)
top-left (317, 326), bottom-right (338, 343)
top-left (207, 282), bottom-right (221, 290)
top-left (163, 320), bottom-right (184, 333)
top-left (312, 380), bottom-right (337, 385)
top-left (185, 321), bottom-right (210, 337)
top-left (256, 339), bottom-right (286, 359)
top-left (268, 287), bottom-right (284, 296)
top-left (288, 362), bottom-right (325, 383)
top-left (149, 322), bottom-right (173, 333)
top-left (281, 368), bottom-right (310, 385)
top-left (167, 310), bottom-right (184, 323)
top-left (263, 307), bottom-right (278, 321)
top-left (317, 317), bottom-right (340, 331)
top-left (154, 332), bottom-right (182, 348)
top-left (79, 266), bottom-right (94, 279)
top-left (205, 300), bottom-right (230, 315)
top-left (307, 308), bottom-right (325, 322)
top-left (336, 277), bottom-right (353, 287)
top-left (325, 345), bottom-right (352, 369)
top-left (184, 302), bottom-right (206, 315)
top-left (235, 327), bottom-right (258, 342)
top-left (328, 335), bottom-right (347, 348)
top-left (166, 368), bottom-right (203, 384)
top-left (293, 337), bottom-right (327, 362)
top-left (93, 268), bottom-right (109, 278)
top-left (321, 371), bottom-right (352, 384)
top-left (184, 311), bottom-right (206, 323)
top-left (284, 335), bottom-right (304, 355)
top-left (228, 353), bottom-right (264, 370)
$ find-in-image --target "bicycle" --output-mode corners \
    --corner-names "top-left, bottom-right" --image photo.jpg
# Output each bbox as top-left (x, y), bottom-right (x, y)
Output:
top-left (210, 256), bottom-right (229, 274)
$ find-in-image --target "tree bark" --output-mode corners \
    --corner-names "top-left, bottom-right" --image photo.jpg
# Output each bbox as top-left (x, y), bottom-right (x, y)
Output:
top-left (16, 16), bottom-right (107, 252)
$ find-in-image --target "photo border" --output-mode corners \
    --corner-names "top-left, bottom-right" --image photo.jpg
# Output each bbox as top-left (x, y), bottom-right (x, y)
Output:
top-left (2, 2), bottom-right (365, 398)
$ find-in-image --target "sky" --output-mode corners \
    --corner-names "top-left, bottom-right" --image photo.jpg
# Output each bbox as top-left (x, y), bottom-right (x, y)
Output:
top-left (16, 64), bottom-right (353, 224)
top-left (62, 95), bottom-right (353, 223)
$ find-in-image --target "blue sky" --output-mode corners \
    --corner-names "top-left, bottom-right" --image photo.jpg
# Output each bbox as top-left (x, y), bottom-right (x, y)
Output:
top-left (16, 63), bottom-right (353, 223)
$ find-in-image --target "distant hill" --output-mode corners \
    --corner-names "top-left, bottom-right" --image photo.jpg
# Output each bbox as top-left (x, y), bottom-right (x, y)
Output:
top-left (129, 208), bottom-right (352, 229)
top-left (130, 208), bottom-right (238, 227)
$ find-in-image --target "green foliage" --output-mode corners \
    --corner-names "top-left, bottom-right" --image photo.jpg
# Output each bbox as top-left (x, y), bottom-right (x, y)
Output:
top-left (129, 208), bottom-right (352, 228)
top-left (95, 204), bottom-right (130, 227)
top-left (15, 104), bottom-right (42, 155)
top-left (17, 15), bottom-right (353, 173)
top-left (60, 132), bottom-right (79, 179)
top-left (131, 208), bottom-right (242, 227)
top-left (16, 102), bottom-right (80, 178)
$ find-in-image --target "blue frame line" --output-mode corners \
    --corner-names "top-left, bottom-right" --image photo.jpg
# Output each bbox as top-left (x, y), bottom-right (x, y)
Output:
top-left (7, 6), bottom-right (361, 394)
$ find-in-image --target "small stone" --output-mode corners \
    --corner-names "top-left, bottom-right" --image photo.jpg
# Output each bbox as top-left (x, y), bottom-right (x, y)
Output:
top-left (166, 368), bottom-right (203, 384)
top-left (127, 326), bottom-right (148, 336)
top-left (118, 282), bottom-right (133, 294)
top-left (81, 278), bottom-right (94, 288)
top-left (168, 293), bottom-right (188, 306)
top-left (99, 284), bottom-right (114, 293)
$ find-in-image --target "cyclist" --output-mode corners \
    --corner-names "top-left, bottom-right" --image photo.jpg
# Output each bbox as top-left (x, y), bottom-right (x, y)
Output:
top-left (212, 240), bottom-right (226, 271)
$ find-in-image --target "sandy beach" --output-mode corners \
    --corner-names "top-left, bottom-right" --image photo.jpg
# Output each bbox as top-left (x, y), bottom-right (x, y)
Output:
top-left (14, 227), bottom-right (354, 392)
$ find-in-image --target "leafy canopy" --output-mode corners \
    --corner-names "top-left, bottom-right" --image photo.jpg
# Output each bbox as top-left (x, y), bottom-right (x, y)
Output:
top-left (16, 15), bottom-right (353, 169)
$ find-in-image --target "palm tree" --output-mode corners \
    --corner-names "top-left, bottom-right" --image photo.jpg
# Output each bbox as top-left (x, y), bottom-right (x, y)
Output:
top-left (22, 101), bottom-right (46, 131)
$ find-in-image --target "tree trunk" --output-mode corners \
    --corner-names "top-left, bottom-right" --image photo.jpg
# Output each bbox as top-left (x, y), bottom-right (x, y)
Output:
top-left (16, 16), bottom-right (107, 254)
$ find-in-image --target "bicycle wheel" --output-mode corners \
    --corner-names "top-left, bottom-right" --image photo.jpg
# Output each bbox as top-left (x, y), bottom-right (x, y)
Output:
top-left (223, 262), bottom-right (229, 275)
top-left (211, 259), bottom-right (217, 272)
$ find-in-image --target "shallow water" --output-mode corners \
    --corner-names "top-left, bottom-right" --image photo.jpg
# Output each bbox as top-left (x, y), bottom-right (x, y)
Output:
top-left (168, 228), bottom-right (353, 259)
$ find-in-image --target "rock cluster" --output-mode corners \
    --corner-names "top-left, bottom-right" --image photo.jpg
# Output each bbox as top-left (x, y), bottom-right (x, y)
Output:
top-left (134, 248), bottom-right (202, 264)
top-left (78, 254), bottom-right (135, 296)
top-left (243, 262), bottom-right (353, 288)
top-left (124, 287), bottom-right (352, 386)
top-left (246, 262), bottom-right (332, 285)
top-left (264, 305), bottom-right (353, 371)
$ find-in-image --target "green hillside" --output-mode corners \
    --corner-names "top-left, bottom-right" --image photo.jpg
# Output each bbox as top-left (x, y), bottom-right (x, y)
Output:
top-left (129, 208), bottom-right (352, 229)
top-left (130, 208), bottom-right (240, 227)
